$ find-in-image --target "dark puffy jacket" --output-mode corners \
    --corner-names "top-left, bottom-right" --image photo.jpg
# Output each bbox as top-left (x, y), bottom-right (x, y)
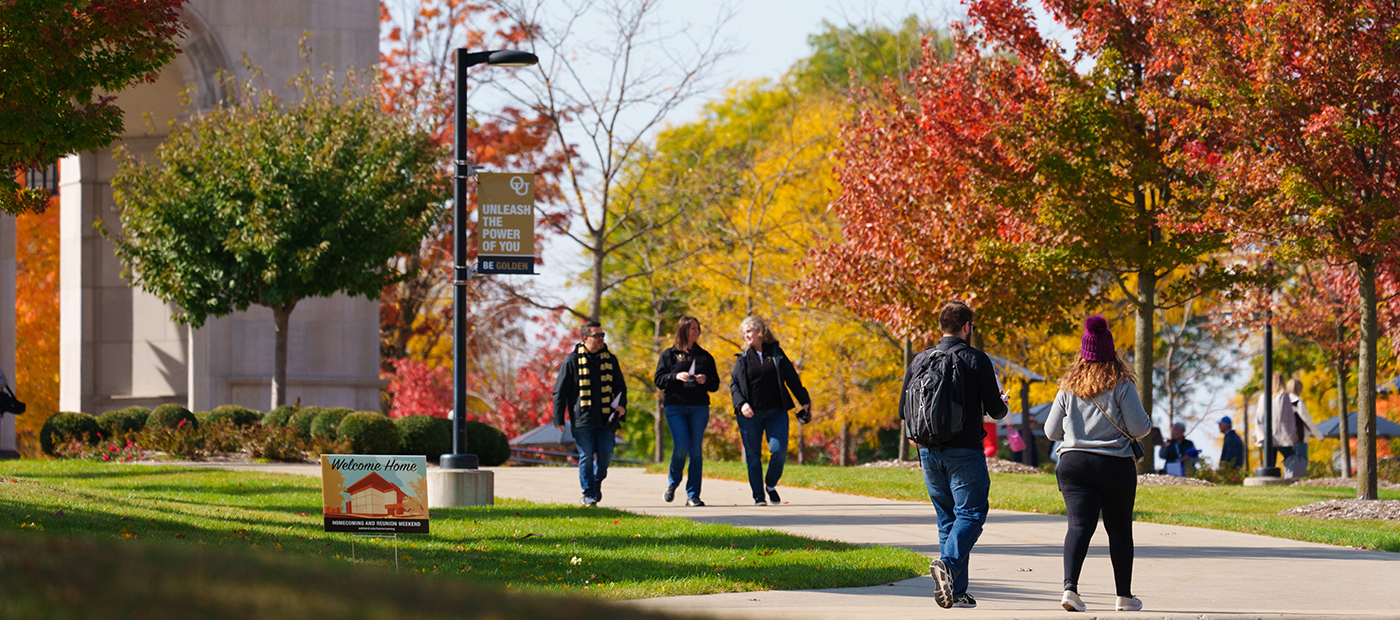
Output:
top-left (654, 345), bottom-right (720, 406)
top-left (552, 344), bottom-right (628, 429)
top-left (729, 341), bottom-right (810, 413)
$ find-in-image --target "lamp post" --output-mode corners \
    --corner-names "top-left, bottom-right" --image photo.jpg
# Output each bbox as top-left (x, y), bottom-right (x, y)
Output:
top-left (1255, 263), bottom-right (1281, 479)
top-left (440, 48), bottom-right (539, 471)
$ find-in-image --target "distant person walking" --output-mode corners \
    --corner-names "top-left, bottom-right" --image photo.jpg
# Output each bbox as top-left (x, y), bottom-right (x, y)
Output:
top-left (654, 316), bottom-right (719, 507)
top-left (729, 316), bottom-right (811, 507)
top-left (1254, 375), bottom-right (1304, 475)
top-left (1285, 377), bottom-right (1323, 471)
top-left (898, 301), bottom-right (1008, 610)
top-left (1159, 422), bottom-right (1197, 477)
top-left (553, 321), bottom-right (628, 507)
top-left (1218, 416), bottom-right (1244, 471)
top-left (1045, 314), bottom-right (1151, 613)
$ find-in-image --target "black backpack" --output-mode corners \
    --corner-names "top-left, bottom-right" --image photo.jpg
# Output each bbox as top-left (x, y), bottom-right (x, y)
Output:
top-left (902, 344), bottom-right (967, 446)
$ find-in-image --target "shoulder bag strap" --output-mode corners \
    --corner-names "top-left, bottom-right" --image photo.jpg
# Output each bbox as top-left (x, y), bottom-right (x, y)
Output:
top-left (1088, 391), bottom-right (1136, 441)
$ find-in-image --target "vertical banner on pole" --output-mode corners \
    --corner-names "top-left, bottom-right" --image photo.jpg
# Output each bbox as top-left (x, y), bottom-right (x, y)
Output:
top-left (476, 172), bottom-right (536, 275)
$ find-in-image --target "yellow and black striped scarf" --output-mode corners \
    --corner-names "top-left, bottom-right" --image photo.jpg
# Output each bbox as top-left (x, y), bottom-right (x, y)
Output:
top-left (575, 343), bottom-right (615, 411)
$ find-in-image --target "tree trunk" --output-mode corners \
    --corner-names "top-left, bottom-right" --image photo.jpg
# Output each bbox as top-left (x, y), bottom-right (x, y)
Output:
top-left (1355, 256), bottom-right (1379, 500)
top-left (839, 420), bottom-right (850, 467)
top-left (1336, 350), bottom-right (1352, 479)
top-left (796, 422), bottom-right (805, 465)
top-left (589, 232), bottom-right (605, 322)
top-left (654, 392), bottom-right (665, 463)
top-left (271, 301), bottom-right (297, 409)
top-left (1134, 267), bottom-right (1157, 475)
top-left (899, 339), bottom-right (912, 462)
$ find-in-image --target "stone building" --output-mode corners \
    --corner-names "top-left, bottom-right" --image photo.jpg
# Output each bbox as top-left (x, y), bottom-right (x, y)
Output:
top-left (3, 0), bottom-right (385, 458)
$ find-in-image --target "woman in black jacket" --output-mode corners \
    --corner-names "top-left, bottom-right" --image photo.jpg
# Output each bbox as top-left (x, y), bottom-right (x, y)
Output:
top-left (729, 315), bottom-right (811, 506)
top-left (654, 316), bottom-right (719, 506)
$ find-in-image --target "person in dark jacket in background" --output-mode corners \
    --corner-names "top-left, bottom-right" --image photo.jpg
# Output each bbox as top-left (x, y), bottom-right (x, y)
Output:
top-left (554, 321), bottom-right (628, 507)
top-left (1159, 422), bottom-right (1197, 477)
top-left (899, 301), bottom-right (1009, 610)
top-left (654, 316), bottom-right (719, 507)
top-left (729, 315), bottom-right (811, 506)
top-left (1218, 416), bottom-right (1244, 471)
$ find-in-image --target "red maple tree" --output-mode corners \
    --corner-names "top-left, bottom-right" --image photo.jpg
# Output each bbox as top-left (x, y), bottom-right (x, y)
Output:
top-left (1160, 0), bottom-right (1400, 498)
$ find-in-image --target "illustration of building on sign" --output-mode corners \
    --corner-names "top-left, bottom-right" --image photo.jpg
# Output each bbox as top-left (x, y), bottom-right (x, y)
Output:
top-left (344, 472), bottom-right (409, 518)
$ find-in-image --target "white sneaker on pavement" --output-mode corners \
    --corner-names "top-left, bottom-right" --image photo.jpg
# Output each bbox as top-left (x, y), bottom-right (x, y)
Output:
top-left (1061, 590), bottom-right (1085, 612)
top-left (1116, 596), bottom-right (1142, 611)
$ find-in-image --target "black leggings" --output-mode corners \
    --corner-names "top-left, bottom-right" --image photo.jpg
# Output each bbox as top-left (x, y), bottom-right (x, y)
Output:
top-left (1055, 450), bottom-right (1136, 597)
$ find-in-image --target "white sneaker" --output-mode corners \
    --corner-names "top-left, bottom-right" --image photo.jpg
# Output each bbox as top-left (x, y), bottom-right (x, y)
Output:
top-left (1116, 596), bottom-right (1143, 611)
top-left (1061, 590), bottom-right (1085, 612)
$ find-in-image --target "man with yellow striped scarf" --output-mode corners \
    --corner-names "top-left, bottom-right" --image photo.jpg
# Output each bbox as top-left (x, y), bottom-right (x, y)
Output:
top-left (554, 321), bottom-right (629, 506)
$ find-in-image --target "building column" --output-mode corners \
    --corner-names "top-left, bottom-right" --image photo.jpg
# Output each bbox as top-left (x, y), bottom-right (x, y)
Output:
top-left (59, 152), bottom-right (98, 414)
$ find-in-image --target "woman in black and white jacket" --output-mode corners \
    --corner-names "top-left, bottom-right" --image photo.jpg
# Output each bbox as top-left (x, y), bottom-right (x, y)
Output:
top-left (729, 315), bottom-right (810, 506)
top-left (653, 316), bottom-right (719, 506)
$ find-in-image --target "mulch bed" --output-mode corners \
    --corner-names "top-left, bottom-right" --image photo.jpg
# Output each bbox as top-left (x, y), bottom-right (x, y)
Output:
top-left (1292, 477), bottom-right (1400, 491)
top-left (1278, 499), bottom-right (1400, 522)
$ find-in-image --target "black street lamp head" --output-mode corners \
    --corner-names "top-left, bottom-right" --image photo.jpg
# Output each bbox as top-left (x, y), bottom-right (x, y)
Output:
top-left (459, 48), bottom-right (539, 68)
top-left (488, 49), bottom-right (538, 67)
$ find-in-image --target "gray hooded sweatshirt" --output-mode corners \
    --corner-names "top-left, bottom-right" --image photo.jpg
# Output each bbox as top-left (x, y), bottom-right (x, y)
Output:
top-left (1045, 380), bottom-right (1152, 459)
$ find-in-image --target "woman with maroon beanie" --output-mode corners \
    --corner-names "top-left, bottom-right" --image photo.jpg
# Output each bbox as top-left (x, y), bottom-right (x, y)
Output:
top-left (1045, 315), bottom-right (1152, 613)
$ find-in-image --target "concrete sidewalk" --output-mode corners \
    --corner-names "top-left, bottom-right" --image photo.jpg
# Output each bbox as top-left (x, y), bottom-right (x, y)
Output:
top-left (177, 462), bottom-right (1400, 619)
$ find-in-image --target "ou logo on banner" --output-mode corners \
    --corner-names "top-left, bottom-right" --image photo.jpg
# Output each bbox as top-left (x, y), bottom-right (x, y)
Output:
top-left (510, 176), bottom-right (529, 196)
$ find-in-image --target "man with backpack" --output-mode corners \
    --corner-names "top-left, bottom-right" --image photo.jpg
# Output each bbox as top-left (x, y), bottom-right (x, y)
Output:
top-left (899, 301), bottom-right (1009, 609)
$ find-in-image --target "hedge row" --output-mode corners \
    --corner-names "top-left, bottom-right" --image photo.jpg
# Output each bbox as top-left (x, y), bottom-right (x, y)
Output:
top-left (39, 407), bottom-right (510, 465)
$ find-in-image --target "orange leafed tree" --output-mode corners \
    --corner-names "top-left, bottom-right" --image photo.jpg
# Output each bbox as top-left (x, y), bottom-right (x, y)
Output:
top-left (14, 177), bottom-right (60, 456)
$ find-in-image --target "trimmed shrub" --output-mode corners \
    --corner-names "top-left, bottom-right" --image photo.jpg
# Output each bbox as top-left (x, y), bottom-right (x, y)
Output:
top-left (310, 407), bottom-right (354, 439)
top-left (40, 412), bottom-right (102, 456)
top-left (464, 420), bottom-right (510, 466)
top-left (395, 415), bottom-right (451, 461)
top-left (206, 404), bottom-right (261, 427)
top-left (193, 410), bottom-right (211, 424)
top-left (337, 412), bottom-right (401, 455)
top-left (262, 405), bottom-right (295, 427)
top-left (288, 406), bottom-right (325, 440)
top-left (148, 404), bottom-right (197, 430)
top-left (97, 407), bottom-right (150, 438)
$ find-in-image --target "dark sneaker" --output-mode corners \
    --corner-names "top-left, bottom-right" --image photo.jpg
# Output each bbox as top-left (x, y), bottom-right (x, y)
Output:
top-left (766, 487), bottom-right (781, 504)
top-left (685, 498), bottom-right (705, 507)
top-left (952, 593), bottom-right (976, 609)
top-left (664, 485), bottom-right (677, 503)
top-left (754, 499), bottom-right (768, 506)
top-left (929, 559), bottom-right (953, 609)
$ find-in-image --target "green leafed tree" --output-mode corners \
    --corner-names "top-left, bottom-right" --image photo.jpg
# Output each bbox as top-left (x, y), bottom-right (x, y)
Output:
top-left (106, 68), bottom-right (447, 408)
top-left (0, 0), bottom-right (187, 214)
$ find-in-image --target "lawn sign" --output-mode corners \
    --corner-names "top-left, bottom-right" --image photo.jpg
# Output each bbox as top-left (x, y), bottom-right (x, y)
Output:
top-left (321, 455), bottom-right (429, 534)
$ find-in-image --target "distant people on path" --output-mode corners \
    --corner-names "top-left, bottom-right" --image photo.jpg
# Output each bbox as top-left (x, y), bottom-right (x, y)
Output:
top-left (1045, 314), bottom-right (1151, 613)
top-left (729, 315), bottom-right (811, 507)
top-left (1285, 377), bottom-right (1323, 474)
top-left (1218, 416), bottom-right (1245, 471)
top-left (553, 321), bottom-right (628, 507)
top-left (898, 301), bottom-right (1008, 610)
top-left (654, 316), bottom-right (719, 507)
top-left (1160, 422), bottom-right (1197, 477)
top-left (1253, 372), bottom-right (1320, 477)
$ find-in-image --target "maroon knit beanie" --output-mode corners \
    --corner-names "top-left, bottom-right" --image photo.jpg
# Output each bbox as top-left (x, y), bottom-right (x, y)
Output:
top-left (1080, 314), bottom-right (1115, 362)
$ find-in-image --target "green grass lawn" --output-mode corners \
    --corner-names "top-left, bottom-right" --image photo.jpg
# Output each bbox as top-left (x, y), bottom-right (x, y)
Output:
top-left (0, 461), bottom-right (924, 602)
top-left (672, 461), bottom-right (1400, 552)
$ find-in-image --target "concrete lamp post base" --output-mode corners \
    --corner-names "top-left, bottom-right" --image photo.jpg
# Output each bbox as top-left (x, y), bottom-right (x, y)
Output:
top-left (1243, 476), bottom-right (1292, 487)
top-left (430, 468), bottom-right (494, 507)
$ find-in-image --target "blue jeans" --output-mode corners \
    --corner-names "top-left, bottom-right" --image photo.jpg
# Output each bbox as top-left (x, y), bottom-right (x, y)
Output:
top-left (574, 425), bottom-right (615, 501)
top-left (919, 445), bottom-right (990, 597)
top-left (665, 405), bottom-right (710, 500)
top-left (737, 408), bottom-right (788, 502)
